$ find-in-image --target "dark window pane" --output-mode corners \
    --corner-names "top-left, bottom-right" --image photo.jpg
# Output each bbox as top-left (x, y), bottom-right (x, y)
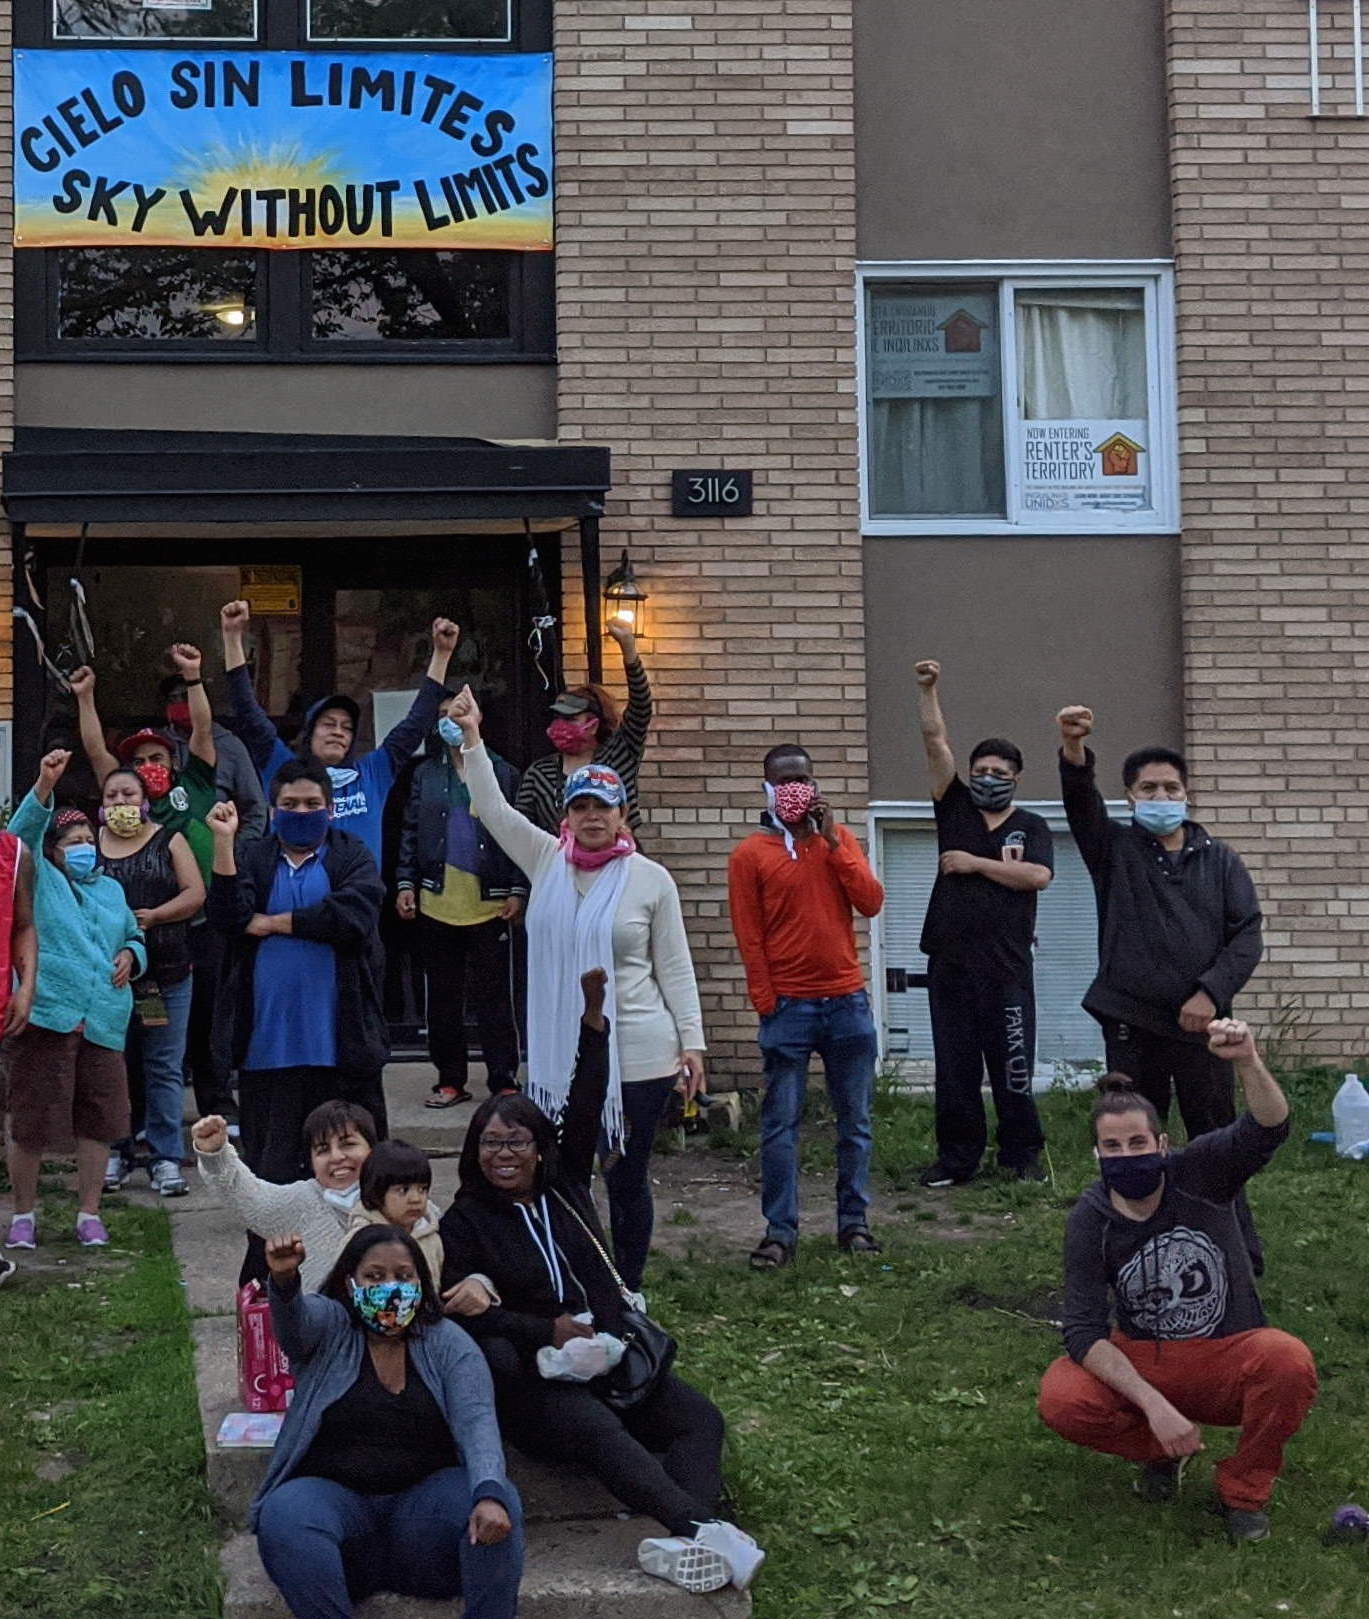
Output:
top-left (57, 249), bottom-right (258, 340)
top-left (310, 250), bottom-right (511, 341)
top-left (54, 0), bottom-right (254, 39)
top-left (308, 0), bottom-right (506, 40)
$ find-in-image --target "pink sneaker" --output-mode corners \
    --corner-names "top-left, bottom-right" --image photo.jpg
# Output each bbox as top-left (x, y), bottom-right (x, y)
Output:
top-left (5, 1214), bottom-right (36, 1250)
top-left (75, 1215), bottom-right (110, 1247)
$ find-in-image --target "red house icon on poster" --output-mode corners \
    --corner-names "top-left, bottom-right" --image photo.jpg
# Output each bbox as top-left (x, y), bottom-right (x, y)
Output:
top-left (939, 309), bottom-right (987, 354)
top-left (1092, 432), bottom-right (1145, 477)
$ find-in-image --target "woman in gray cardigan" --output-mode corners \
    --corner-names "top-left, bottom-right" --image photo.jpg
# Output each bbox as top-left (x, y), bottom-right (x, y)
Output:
top-left (253, 1225), bottom-right (523, 1619)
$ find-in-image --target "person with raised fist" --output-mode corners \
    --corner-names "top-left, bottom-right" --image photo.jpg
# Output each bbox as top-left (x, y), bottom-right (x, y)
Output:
top-left (1038, 1020), bottom-right (1316, 1545)
top-left (1056, 704), bottom-right (1263, 1150)
top-left (912, 659), bottom-right (1053, 1189)
top-left (220, 600), bottom-right (460, 864)
top-left (4, 749), bottom-right (144, 1252)
top-left (251, 1226), bottom-right (522, 1619)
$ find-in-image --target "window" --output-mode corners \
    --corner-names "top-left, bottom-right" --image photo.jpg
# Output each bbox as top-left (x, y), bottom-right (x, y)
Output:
top-left (16, 0), bottom-right (550, 361)
top-left (859, 263), bottom-right (1178, 535)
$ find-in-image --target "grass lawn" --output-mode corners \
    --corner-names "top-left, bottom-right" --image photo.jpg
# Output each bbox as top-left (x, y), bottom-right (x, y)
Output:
top-left (653, 1071), bottom-right (1369, 1619)
top-left (0, 1182), bottom-right (220, 1619)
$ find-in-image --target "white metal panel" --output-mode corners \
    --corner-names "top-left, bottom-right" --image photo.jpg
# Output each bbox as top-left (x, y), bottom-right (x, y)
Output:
top-left (877, 815), bottom-right (1105, 1068)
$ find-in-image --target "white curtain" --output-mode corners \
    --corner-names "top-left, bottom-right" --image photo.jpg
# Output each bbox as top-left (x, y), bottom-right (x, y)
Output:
top-left (1015, 289), bottom-right (1147, 419)
top-left (870, 396), bottom-right (1004, 517)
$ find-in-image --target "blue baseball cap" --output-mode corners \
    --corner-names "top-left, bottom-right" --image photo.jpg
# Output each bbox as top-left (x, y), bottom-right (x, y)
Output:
top-left (563, 764), bottom-right (627, 809)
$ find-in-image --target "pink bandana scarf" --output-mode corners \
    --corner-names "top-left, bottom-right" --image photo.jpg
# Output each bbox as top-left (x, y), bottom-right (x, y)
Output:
top-left (559, 822), bottom-right (637, 870)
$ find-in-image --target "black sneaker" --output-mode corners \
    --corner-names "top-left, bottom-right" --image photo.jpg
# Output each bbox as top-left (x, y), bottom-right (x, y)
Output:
top-left (1135, 1455), bottom-right (1189, 1504)
top-left (918, 1162), bottom-right (974, 1189)
top-left (1013, 1158), bottom-right (1048, 1183)
top-left (837, 1228), bottom-right (883, 1255)
top-left (1221, 1504), bottom-right (1271, 1543)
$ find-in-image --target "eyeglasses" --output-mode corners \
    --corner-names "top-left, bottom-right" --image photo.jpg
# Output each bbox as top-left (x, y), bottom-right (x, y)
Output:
top-left (478, 1134), bottom-right (537, 1153)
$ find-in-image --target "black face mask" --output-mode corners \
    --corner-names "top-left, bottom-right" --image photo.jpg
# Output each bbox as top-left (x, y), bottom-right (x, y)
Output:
top-left (968, 773), bottom-right (1015, 812)
top-left (1099, 1151), bottom-right (1166, 1201)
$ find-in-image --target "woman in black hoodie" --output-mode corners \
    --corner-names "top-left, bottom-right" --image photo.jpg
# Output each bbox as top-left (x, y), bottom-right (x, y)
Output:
top-left (437, 969), bottom-right (762, 1595)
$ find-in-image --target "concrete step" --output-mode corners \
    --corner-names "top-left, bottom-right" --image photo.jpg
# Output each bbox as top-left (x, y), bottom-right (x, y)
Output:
top-left (193, 1314), bottom-right (620, 1530)
top-left (222, 1518), bottom-right (752, 1618)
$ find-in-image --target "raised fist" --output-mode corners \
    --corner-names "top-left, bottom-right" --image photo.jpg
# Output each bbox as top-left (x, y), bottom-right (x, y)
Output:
top-left (1208, 1018), bottom-right (1257, 1064)
top-left (1056, 706), bottom-right (1094, 743)
top-left (168, 643), bottom-right (202, 680)
top-left (38, 748), bottom-right (72, 790)
top-left (206, 800), bottom-right (239, 840)
top-left (449, 685), bottom-right (482, 736)
top-left (220, 600), bottom-right (251, 636)
top-left (67, 666), bottom-right (95, 700)
top-left (914, 660), bottom-right (940, 689)
top-left (265, 1234), bottom-right (306, 1280)
top-left (431, 618), bottom-right (460, 657)
top-left (191, 1114), bottom-right (229, 1155)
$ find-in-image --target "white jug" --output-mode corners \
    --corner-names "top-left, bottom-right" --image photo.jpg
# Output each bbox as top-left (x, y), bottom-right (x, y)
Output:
top-left (1332, 1073), bottom-right (1369, 1157)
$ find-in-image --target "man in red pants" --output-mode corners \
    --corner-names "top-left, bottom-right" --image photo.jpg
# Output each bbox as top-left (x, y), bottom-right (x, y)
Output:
top-left (1038, 1019), bottom-right (1315, 1543)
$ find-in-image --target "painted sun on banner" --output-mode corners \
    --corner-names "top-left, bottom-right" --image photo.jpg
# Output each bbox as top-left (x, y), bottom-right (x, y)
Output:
top-left (15, 48), bottom-right (553, 250)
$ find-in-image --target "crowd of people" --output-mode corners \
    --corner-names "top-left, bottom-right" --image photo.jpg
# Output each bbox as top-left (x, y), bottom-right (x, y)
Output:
top-left (0, 614), bottom-right (1320, 1612)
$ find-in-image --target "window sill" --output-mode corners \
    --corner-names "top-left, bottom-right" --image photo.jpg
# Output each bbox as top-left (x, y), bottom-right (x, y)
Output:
top-left (862, 517), bottom-right (1179, 538)
top-left (16, 349), bottom-right (557, 366)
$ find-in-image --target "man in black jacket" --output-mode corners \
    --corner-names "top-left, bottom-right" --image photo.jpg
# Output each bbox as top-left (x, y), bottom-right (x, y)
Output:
top-left (206, 762), bottom-right (389, 1188)
top-left (396, 695), bottom-right (527, 1108)
top-left (1057, 705), bottom-right (1263, 1140)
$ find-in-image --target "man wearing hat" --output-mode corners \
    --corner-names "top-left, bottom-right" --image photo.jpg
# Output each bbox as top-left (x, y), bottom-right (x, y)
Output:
top-left (220, 601), bottom-right (459, 864)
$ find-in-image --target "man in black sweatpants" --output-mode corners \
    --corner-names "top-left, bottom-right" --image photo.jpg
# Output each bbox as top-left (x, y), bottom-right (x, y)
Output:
top-left (914, 661), bottom-right (1054, 1188)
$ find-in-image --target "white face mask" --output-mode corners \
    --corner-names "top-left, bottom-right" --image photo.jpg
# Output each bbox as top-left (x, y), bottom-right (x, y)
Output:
top-left (320, 1182), bottom-right (362, 1211)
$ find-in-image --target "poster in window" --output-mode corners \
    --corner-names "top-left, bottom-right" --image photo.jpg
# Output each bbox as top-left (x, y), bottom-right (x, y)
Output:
top-left (868, 291), bottom-right (998, 400)
top-left (14, 48), bottom-right (552, 250)
top-left (1018, 418), bottom-right (1151, 514)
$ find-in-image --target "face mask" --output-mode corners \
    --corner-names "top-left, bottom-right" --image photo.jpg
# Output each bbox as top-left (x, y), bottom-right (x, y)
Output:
top-left (102, 803), bottom-right (147, 839)
top-left (349, 1278), bottom-right (422, 1336)
top-left (968, 773), bottom-right (1016, 812)
top-left (320, 1183), bottom-right (362, 1211)
top-left (135, 762), bottom-right (173, 801)
top-left (273, 807), bottom-right (330, 850)
top-left (547, 716), bottom-right (599, 754)
top-left (769, 779), bottom-right (817, 827)
top-left (1099, 1151), bottom-right (1166, 1201)
top-left (1133, 799), bottom-right (1187, 837)
top-left (61, 842), bottom-right (99, 880)
top-left (437, 715), bottom-right (463, 748)
top-left (165, 702), bottom-right (192, 730)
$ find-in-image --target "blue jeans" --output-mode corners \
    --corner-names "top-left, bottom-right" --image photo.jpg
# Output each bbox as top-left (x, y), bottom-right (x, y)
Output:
top-left (602, 1073), bottom-right (676, 1293)
top-left (124, 973), bottom-right (193, 1167)
top-left (257, 1467), bottom-right (523, 1619)
top-left (758, 990), bottom-right (877, 1246)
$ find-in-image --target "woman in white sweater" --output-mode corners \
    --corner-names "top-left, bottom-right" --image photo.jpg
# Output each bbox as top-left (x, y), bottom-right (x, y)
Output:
top-left (446, 687), bottom-right (704, 1293)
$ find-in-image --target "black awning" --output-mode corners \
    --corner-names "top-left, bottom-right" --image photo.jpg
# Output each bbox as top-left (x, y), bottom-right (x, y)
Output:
top-left (2, 428), bottom-right (611, 526)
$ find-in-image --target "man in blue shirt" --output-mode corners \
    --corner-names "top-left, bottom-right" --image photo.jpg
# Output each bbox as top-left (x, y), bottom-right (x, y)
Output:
top-left (219, 601), bottom-right (460, 864)
top-left (206, 763), bottom-right (389, 1193)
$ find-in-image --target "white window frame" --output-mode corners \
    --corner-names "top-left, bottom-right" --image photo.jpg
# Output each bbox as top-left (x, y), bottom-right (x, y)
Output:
top-left (857, 259), bottom-right (1180, 538)
top-left (866, 797), bottom-right (1130, 1065)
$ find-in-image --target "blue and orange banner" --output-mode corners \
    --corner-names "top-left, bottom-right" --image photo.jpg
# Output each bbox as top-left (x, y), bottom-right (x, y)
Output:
top-left (15, 48), bottom-right (552, 249)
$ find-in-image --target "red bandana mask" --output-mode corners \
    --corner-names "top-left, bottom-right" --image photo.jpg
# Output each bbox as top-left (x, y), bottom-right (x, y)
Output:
top-left (770, 780), bottom-right (816, 826)
top-left (135, 762), bottom-right (174, 801)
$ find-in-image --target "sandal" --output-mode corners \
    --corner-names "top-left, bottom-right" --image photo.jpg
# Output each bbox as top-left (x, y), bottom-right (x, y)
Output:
top-left (838, 1229), bottom-right (883, 1255)
top-left (749, 1239), bottom-right (793, 1272)
top-left (424, 1086), bottom-right (473, 1109)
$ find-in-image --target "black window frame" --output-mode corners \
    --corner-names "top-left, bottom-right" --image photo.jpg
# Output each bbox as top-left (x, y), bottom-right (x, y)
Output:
top-left (15, 0), bottom-right (554, 364)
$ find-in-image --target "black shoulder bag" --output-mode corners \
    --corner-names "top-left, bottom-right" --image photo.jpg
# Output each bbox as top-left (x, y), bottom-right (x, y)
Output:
top-left (552, 1190), bottom-right (677, 1410)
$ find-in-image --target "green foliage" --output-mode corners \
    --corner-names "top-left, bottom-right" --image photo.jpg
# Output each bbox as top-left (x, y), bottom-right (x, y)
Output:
top-left (0, 1193), bottom-right (220, 1619)
top-left (654, 1080), bottom-right (1369, 1619)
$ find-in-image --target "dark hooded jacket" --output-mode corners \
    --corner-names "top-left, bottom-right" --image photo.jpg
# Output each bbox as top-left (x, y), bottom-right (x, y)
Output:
top-left (396, 735), bottom-right (528, 904)
top-left (437, 1019), bottom-right (624, 1355)
top-left (1061, 748), bottom-right (1263, 1040)
top-left (1061, 1112), bottom-right (1289, 1364)
top-left (207, 824), bottom-right (388, 1076)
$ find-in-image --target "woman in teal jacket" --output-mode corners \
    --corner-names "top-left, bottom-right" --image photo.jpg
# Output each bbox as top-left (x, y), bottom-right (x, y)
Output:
top-left (4, 749), bottom-right (146, 1251)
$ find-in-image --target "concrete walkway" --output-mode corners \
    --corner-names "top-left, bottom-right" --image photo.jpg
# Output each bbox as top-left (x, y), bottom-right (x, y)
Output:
top-left (166, 1061), bottom-right (751, 1618)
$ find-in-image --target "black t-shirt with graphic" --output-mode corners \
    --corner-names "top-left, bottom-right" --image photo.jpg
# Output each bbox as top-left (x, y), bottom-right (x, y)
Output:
top-left (919, 776), bottom-right (1054, 979)
top-left (1061, 1113), bottom-right (1291, 1363)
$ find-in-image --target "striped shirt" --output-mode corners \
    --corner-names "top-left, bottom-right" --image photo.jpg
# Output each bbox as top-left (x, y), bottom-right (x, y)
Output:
top-left (515, 657), bottom-right (653, 833)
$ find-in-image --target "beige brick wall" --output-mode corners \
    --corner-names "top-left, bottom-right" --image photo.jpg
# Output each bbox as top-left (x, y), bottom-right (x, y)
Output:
top-left (554, 1), bottom-right (865, 1082)
top-left (1168, 2), bottom-right (1368, 1061)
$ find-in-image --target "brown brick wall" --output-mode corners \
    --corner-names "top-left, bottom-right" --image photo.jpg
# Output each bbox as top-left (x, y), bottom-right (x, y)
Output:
top-left (554, 1), bottom-right (865, 1081)
top-left (1168, 2), bottom-right (1367, 1061)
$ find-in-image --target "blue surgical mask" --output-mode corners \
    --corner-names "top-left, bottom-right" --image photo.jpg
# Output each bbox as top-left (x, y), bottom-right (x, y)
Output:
top-left (437, 715), bottom-right (463, 747)
top-left (1133, 799), bottom-right (1187, 837)
top-left (273, 807), bottom-right (330, 850)
top-left (349, 1279), bottom-right (422, 1336)
top-left (61, 842), bottom-right (99, 880)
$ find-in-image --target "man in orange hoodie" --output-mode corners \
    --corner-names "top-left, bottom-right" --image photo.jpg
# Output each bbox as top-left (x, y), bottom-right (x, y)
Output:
top-left (728, 744), bottom-right (885, 1271)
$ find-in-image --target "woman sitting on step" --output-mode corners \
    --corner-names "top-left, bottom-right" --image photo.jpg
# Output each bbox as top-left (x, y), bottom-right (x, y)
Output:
top-left (253, 1224), bottom-right (522, 1619)
top-left (439, 968), bottom-right (764, 1597)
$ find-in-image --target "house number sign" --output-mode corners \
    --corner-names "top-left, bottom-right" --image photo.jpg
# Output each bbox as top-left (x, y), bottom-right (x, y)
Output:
top-left (670, 470), bottom-right (754, 518)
